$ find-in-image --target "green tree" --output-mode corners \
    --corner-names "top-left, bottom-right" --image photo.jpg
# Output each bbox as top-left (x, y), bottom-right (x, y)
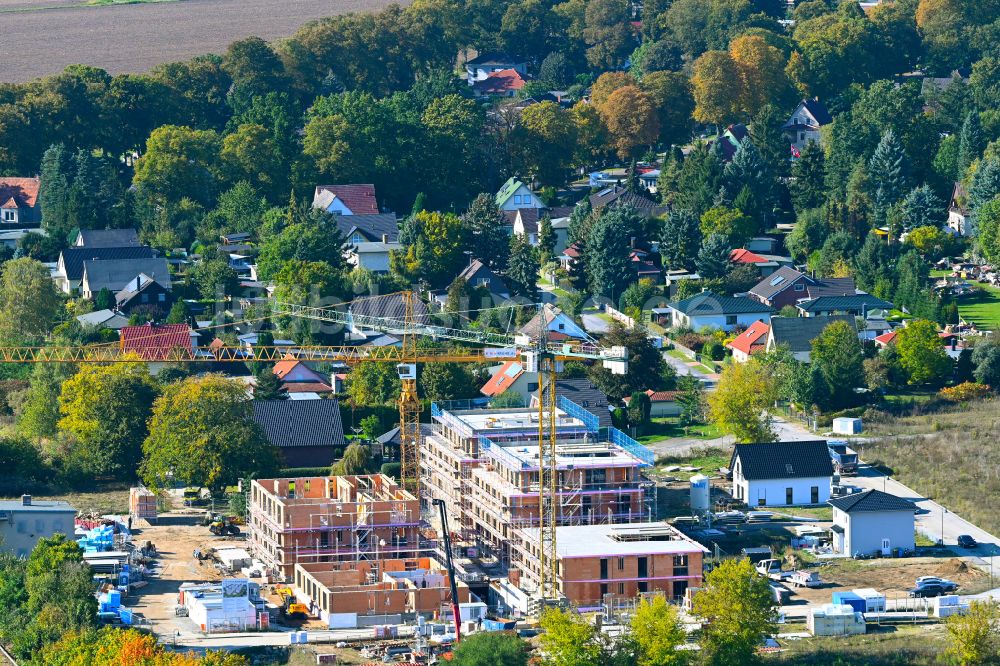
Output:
top-left (538, 607), bottom-right (605, 666)
top-left (0, 258), bottom-right (62, 345)
top-left (520, 101), bottom-right (578, 185)
top-left (693, 557), bottom-right (777, 666)
top-left (588, 324), bottom-right (675, 402)
top-left (975, 198), bottom-right (1000, 264)
top-left (676, 374), bottom-right (704, 428)
top-left (331, 442), bottom-right (371, 476)
top-left (957, 111), bottom-right (985, 178)
top-left (16, 363), bottom-right (74, 440)
top-left (132, 125), bottom-right (222, 207)
top-left (140, 375), bottom-right (280, 494)
top-left (900, 185), bottom-right (944, 232)
top-left (451, 630), bottom-right (529, 666)
top-left (191, 258), bottom-right (240, 300)
top-left (630, 595), bottom-right (687, 666)
top-left (58, 363), bottom-right (159, 478)
top-left (586, 207), bottom-right (641, 299)
top-left (946, 600), bottom-right (999, 666)
top-left (93, 288), bottom-right (114, 311)
top-left (347, 363), bottom-right (401, 406)
top-left (421, 362), bottom-right (477, 401)
top-left (583, 0), bottom-right (633, 70)
top-left (641, 70), bottom-right (694, 147)
top-left (868, 128), bottom-right (908, 223)
top-left (785, 207), bottom-right (828, 262)
top-left (810, 321), bottom-right (864, 410)
top-left (627, 391), bottom-right (652, 431)
top-left (972, 340), bottom-right (1000, 387)
top-left (895, 319), bottom-right (952, 385)
top-left (790, 142), bottom-right (826, 211)
top-left (507, 234), bottom-right (540, 301)
top-left (969, 154), bottom-right (1000, 212)
top-left (696, 233), bottom-right (731, 280)
top-left (461, 194), bottom-right (510, 273)
top-left (699, 205), bottom-right (753, 247)
top-left (708, 358), bottom-right (777, 442)
top-left (538, 215), bottom-right (556, 266)
top-left (253, 367), bottom-right (288, 400)
top-left (659, 208), bottom-right (702, 271)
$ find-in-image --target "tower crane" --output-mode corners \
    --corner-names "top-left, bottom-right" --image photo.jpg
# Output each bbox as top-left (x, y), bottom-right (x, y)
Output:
top-left (0, 291), bottom-right (627, 603)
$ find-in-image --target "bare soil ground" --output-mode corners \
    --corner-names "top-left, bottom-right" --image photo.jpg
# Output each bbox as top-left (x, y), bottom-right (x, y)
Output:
top-left (0, 0), bottom-right (407, 82)
top-left (789, 556), bottom-right (990, 606)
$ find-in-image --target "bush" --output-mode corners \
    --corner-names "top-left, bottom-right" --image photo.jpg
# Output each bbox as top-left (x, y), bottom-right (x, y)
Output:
top-left (702, 339), bottom-right (725, 361)
top-left (380, 462), bottom-right (401, 480)
top-left (939, 382), bottom-right (992, 403)
top-left (278, 467), bottom-right (331, 477)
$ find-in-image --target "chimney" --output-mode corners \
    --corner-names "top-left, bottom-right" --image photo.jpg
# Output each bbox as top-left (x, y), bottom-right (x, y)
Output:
top-left (21, 494), bottom-right (30, 506)
top-left (382, 234), bottom-right (390, 244)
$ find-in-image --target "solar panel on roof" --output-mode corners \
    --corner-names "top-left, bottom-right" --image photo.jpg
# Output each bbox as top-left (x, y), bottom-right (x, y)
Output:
top-left (770, 276), bottom-right (786, 286)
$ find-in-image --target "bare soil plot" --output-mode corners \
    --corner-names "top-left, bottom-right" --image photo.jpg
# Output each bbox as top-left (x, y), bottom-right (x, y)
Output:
top-left (0, 0), bottom-right (407, 82)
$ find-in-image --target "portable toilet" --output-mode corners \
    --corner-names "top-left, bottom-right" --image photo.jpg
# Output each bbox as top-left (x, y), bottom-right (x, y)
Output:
top-left (690, 474), bottom-right (711, 514)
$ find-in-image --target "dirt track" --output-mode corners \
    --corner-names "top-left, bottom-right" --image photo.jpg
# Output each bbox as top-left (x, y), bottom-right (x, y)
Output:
top-left (0, 0), bottom-right (408, 82)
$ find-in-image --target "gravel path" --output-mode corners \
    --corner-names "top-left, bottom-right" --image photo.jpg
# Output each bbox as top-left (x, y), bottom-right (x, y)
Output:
top-left (0, 0), bottom-right (407, 82)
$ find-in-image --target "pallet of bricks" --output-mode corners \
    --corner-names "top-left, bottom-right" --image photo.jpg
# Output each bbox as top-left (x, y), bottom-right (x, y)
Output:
top-left (129, 486), bottom-right (157, 522)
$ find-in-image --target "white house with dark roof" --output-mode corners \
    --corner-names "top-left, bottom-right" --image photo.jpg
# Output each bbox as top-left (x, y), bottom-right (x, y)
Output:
top-left (829, 489), bottom-right (915, 557)
top-left (947, 182), bottom-right (971, 236)
top-left (75, 228), bottom-right (140, 248)
top-left (312, 184), bottom-right (380, 216)
top-left (765, 315), bottom-right (857, 363)
top-left (731, 441), bottom-right (834, 507)
top-left (783, 99), bottom-right (832, 153)
top-left (465, 52), bottom-right (528, 84)
top-left (666, 291), bottom-right (772, 332)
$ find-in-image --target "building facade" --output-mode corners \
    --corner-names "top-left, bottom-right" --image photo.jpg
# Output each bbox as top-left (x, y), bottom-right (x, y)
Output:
top-left (829, 490), bottom-right (916, 557)
top-left (0, 496), bottom-right (76, 558)
top-left (247, 475), bottom-right (424, 580)
top-left (730, 441), bottom-right (834, 508)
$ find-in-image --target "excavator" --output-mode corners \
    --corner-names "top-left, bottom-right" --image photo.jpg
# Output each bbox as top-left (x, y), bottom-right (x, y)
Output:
top-left (275, 587), bottom-right (309, 620)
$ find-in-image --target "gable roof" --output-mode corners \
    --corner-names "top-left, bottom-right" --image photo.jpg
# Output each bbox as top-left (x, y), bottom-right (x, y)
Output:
top-left (806, 277), bottom-right (856, 299)
top-left (496, 177), bottom-right (532, 208)
top-left (481, 360), bottom-right (526, 397)
top-left (76, 228), bottom-right (140, 248)
top-left (457, 259), bottom-right (510, 295)
top-left (251, 399), bottom-right (345, 449)
top-left (728, 320), bottom-right (770, 356)
top-left (514, 207), bottom-right (541, 233)
top-left (589, 184), bottom-right (658, 212)
top-left (783, 99), bottom-right (832, 130)
top-left (518, 303), bottom-right (589, 341)
top-left (83, 257), bottom-right (171, 293)
top-left (829, 489), bottom-right (915, 514)
top-left (314, 184), bottom-right (379, 215)
top-left (473, 69), bottom-right (526, 95)
top-left (349, 293), bottom-right (430, 326)
top-left (950, 181), bottom-right (969, 215)
top-left (749, 266), bottom-right (811, 301)
top-left (730, 248), bottom-right (769, 264)
top-left (115, 273), bottom-right (168, 308)
top-left (731, 440), bottom-right (834, 481)
top-left (0, 177), bottom-right (39, 208)
top-left (60, 246), bottom-right (155, 281)
top-left (336, 213), bottom-right (399, 243)
top-left (467, 51), bottom-right (524, 66)
top-left (273, 357), bottom-right (328, 383)
top-left (797, 294), bottom-right (893, 314)
top-left (670, 291), bottom-right (772, 316)
top-left (874, 331), bottom-right (897, 346)
top-left (120, 323), bottom-right (194, 360)
top-left (76, 309), bottom-right (129, 329)
top-left (768, 315), bottom-right (856, 353)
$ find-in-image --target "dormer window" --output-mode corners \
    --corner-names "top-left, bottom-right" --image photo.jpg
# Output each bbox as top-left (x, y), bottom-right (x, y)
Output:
top-left (351, 233), bottom-right (363, 244)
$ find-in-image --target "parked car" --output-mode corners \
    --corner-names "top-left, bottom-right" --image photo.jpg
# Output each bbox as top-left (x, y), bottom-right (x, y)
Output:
top-left (915, 576), bottom-right (958, 591)
top-left (958, 534), bottom-right (978, 548)
top-left (909, 583), bottom-right (949, 598)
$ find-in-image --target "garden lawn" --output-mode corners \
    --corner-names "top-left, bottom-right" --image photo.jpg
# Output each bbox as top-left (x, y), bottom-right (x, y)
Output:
top-left (957, 283), bottom-right (1000, 330)
top-left (637, 418), bottom-right (722, 444)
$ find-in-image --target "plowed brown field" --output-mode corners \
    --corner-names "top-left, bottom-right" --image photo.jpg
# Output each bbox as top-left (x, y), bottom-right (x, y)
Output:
top-left (0, 0), bottom-right (407, 82)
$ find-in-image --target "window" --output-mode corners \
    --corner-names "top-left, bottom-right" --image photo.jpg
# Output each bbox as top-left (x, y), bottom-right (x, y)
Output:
top-left (786, 487), bottom-right (793, 505)
top-left (351, 233), bottom-right (363, 244)
top-left (637, 557), bottom-right (648, 578)
top-left (758, 497), bottom-right (766, 506)
top-left (527, 383), bottom-right (539, 392)
top-left (618, 583), bottom-right (625, 595)
top-left (638, 581), bottom-right (648, 593)
top-left (726, 315), bottom-right (737, 326)
top-left (794, 283), bottom-right (805, 291)
top-left (158, 293), bottom-right (166, 302)
top-left (599, 559), bottom-right (608, 579)
top-left (600, 583), bottom-right (608, 597)
top-left (617, 556), bottom-right (625, 571)
top-left (513, 195), bottom-right (521, 204)
top-left (2, 210), bottom-right (15, 223)
top-left (811, 486), bottom-right (819, 504)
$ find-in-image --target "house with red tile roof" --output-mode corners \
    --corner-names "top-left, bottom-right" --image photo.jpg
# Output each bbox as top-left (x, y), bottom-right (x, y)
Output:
top-left (473, 68), bottom-right (527, 97)
top-left (312, 184), bottom-right (380, 216)
top-left (623, 389), bottom-right (683, 417)
top-left (729, 248), bottom-right (793, 277)
top-left (480, 360), bottom-right (539, 404)
top-left (0, 177), bottom-right (40, 227)
top-left (120, 323), bottom-right (196, 365)
top-left (727, 321), bottom-right (770, 363)
top-left (273, 356), bottom-right (333, 395)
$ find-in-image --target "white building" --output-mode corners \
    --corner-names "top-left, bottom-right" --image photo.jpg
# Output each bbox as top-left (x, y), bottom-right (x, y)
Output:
top-left (180, 580), bottom-right (262, 633)
top-left (666, 291), bottom-right (772, 332)
top-left (829, 490), bottom-right (915, 557)
top-left (0, 496), bottom-right (76, 558)
top-left (730, 441), bottom-right (834, 507)
top-left (496, 177), bottom-right (544, 212)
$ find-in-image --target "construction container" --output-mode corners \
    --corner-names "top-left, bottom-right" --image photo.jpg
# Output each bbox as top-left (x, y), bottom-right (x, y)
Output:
top-left (933, 595), bottom-right (969, 618)
top-left (129, 487), bottom-right (157, 520)
top-left (831, 591), bottom-right (867, 613)
top-left (808, 604), bottom-right (866, 636)
top-left (851, 588), bottom-right (886, 612)
top-left (832, 417), bottom-right (863, 435)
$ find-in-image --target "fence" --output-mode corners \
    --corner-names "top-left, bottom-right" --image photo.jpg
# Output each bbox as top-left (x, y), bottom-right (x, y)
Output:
top-left (608, 427), bottom-right (655, 466)
top-left (605, 305), bottom-right (637, 330)
top-left (557, 395), bottom-right (599, 432)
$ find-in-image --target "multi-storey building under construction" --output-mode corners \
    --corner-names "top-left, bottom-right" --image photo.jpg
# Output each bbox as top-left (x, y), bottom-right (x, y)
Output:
top-left (248, 474), bottom-right (426, 579)
top-left (421, 397), bottom-right (656, 567)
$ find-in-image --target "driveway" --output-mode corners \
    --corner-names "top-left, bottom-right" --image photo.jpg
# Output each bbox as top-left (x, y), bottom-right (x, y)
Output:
top-left (661, 351), bottom-right (717, 388)
top-left (581, 313), bottom-right (610, 334)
